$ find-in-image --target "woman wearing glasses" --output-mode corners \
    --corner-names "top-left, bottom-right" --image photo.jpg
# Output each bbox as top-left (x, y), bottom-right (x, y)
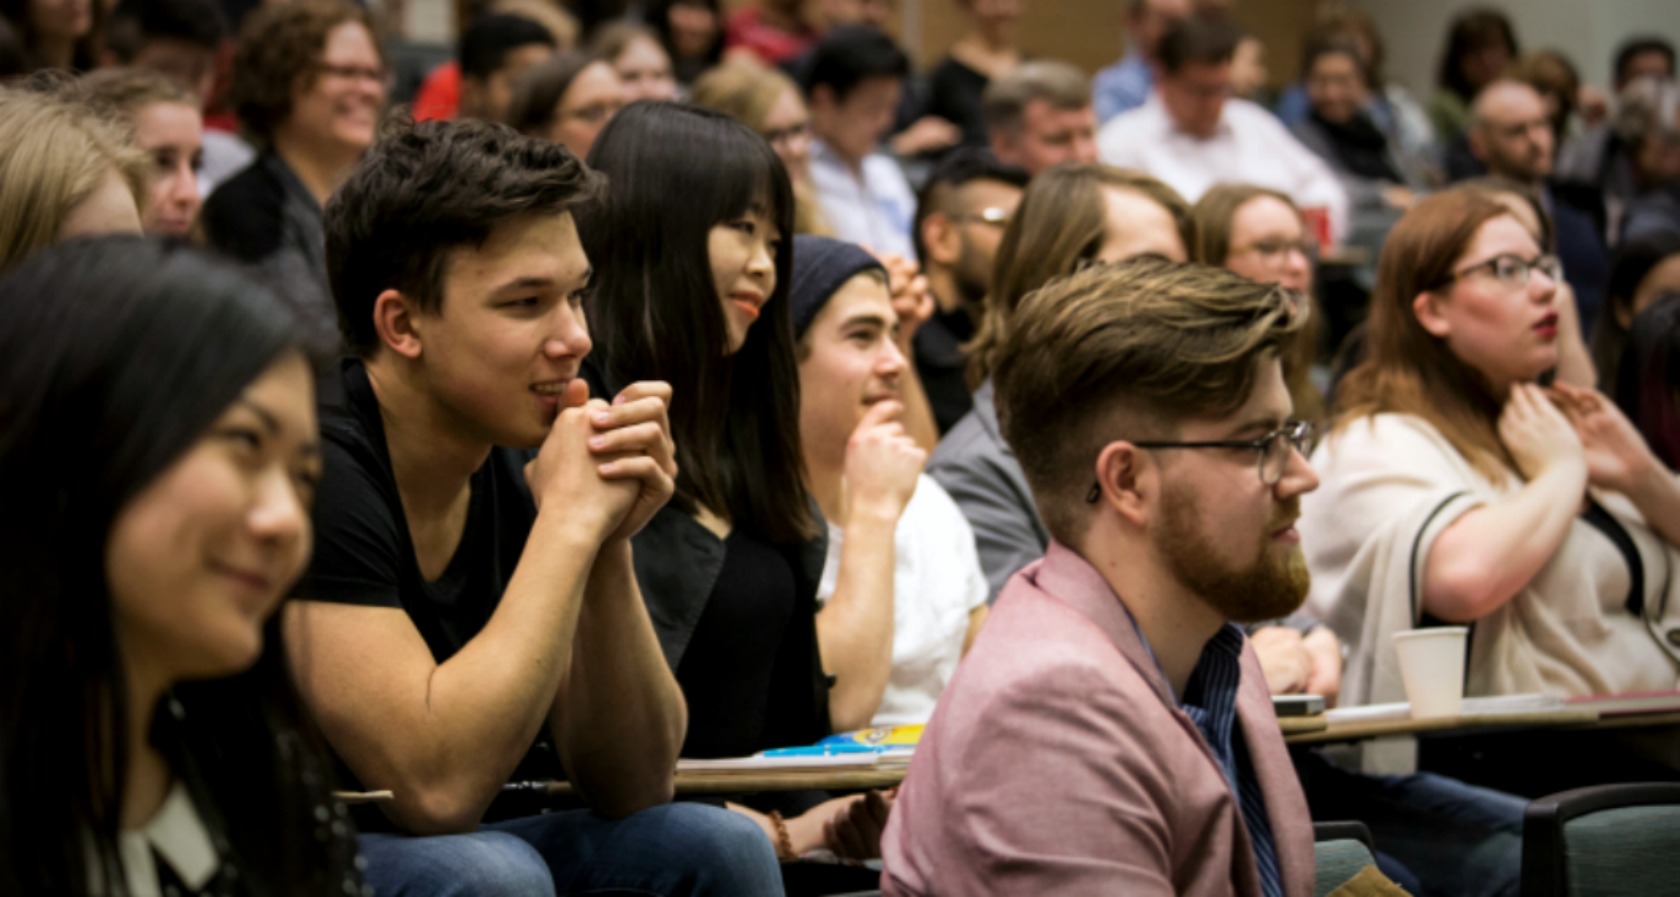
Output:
top-left (1191, 183), bottom-right (1327, 424)
top-left (933, 163), bottom-right (1192, 601)
top-left (504, 50), bottom-right (626, 161)
top-left (1301, 188), bottom-right (1680, 738)
top-left (202, 0), bottom-right (386, 336)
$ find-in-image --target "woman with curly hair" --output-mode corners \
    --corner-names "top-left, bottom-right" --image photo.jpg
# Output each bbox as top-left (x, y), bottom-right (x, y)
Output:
top-left (201, 0), bottom-right (385, 327)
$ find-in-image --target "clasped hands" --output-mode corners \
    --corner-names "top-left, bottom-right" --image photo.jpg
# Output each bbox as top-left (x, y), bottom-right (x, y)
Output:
top-left (523, 379), bottom-right (678, 544)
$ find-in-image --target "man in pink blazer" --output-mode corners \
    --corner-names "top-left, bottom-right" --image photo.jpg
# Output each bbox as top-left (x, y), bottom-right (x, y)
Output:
top-left (881, 258), bottom-right (1320, 896)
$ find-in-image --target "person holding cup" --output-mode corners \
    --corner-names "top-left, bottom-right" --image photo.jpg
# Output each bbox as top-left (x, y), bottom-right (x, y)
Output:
top-left (1301, 186), bottom-right (1680, 713)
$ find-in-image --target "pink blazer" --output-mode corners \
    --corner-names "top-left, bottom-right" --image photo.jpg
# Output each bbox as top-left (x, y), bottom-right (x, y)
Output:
top-left (881, 542), bottom-right (1315, 896)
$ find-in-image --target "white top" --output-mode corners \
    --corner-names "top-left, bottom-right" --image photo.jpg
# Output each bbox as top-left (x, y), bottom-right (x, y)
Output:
top-left (1096, 95), bottom-right (1350, 247)
top-left (808, 139), bottom-right (918, 262)
top-left (1301, 412), bottom-right (1680, 699)
top-left (817, 474), bottom-right (989, 726)
top-left (91, 781), bottom-right (219, 897)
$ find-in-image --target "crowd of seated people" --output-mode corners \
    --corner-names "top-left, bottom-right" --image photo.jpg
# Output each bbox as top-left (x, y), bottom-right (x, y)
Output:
top-left (4, 0), bottom-right (1680, 893)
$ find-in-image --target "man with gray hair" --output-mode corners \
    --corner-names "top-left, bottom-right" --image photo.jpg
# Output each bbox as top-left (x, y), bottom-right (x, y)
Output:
top-left (983, 59), bottom-right (1099, 176)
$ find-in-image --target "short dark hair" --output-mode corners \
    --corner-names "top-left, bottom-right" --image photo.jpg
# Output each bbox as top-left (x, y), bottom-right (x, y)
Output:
top-left (804, 24), bottom-right (909, 103)
top-left (912, 147), bottom-right (1028, 262)
top-left (104, 0), bottom-right (226, 61)
top-left (323, 116), bottom-right (603, 356)
top-left (1156, 16), bottom-right (1243, 75)
top-left (1614, 36), bottom-right (1676, 87)
top-left (459, 13), bottom-right (554, 81)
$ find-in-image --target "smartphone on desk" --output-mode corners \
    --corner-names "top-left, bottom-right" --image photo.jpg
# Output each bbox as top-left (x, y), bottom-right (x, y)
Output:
top-left (1272, 695), bottom-right (1325, 716)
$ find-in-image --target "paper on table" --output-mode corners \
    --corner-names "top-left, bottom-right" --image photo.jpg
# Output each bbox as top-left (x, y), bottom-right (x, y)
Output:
top-left (1324, 693), bottom-right (1566, 724)
top-left (677, 749), bottom-right (914, 773)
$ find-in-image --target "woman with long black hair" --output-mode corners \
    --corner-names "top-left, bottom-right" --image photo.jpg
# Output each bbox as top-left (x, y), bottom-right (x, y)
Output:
top-left (580, 101), bottom-right (889, 879)
top-left (0, 237), bottom-right (363, 896)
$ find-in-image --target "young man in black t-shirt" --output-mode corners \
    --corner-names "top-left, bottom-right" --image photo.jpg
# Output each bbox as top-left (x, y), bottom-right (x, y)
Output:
top-left (288, 118), bottom-right (783, 896)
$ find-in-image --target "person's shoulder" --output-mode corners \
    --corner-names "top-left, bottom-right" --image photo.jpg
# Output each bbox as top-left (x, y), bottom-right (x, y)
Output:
top-left (202, 159), bottom-right (286, 261)
top-left (928, 409), bottom-right (1002, 472)
top-left (1096, 100), bottom-right (1161, 148)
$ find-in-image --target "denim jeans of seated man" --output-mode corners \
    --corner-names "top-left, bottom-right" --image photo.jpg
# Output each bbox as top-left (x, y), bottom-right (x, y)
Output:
top-left (357, 801), bottom-right (784, 897)
top-left (1293, 748), bottom-right (1524, 897)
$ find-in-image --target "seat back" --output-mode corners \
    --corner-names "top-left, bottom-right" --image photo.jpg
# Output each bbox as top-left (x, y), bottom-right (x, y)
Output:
top-left (1522, 782), bottom-right (1680, 897)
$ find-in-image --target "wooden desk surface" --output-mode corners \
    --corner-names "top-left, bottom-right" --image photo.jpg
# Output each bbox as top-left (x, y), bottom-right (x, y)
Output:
top-left (1284, 708), bottom-right (1601, 746)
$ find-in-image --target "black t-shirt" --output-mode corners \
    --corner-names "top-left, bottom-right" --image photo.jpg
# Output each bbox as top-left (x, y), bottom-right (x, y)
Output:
top-left (297, 359), bottom-right (565, 802)
top-left (674, 526), bottom-right (799, 758)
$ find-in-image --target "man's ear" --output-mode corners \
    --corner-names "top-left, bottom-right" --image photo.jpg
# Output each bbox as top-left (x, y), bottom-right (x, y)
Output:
top-left (1094, 440), bottom-right (1152, 528)
top-left (458, 77), bottom-right (486, 119)
top-left (987, 128), bottom-right (1015, 164)
top-left (921, 210), bottom-right (961, 268)
top-left (1614, 297), bottom-right (1637, 330)
top-left (1412, 290), bottom-right (1452, 338)
top-left (372, 289), bottom-right (425, 360)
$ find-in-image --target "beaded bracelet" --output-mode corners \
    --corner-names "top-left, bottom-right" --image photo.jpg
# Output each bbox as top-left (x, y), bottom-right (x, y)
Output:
top-left (767, 810), bottom-right (796, 861)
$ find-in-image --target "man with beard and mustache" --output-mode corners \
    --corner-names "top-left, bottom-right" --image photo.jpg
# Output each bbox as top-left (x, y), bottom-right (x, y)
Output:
top-left (910, 149), bottom-right (1027, 433)
top-left (882, 258), bottom-right (1320, 896)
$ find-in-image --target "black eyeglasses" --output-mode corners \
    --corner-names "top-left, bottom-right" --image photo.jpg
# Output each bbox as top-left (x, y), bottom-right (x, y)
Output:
top-left (1084, 420), bottom-right (1318, 503)
top-left (1434, 253), bottom-right (1561, 291)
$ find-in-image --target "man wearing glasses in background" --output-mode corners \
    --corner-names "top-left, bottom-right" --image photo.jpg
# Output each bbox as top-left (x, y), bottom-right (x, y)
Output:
top-left (882, 258), bottom-right (1319, 896)
top-left (910, 149), bottom-right (1027, 433)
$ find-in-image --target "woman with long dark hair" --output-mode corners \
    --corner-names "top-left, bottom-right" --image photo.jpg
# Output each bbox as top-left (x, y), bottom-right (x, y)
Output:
top-left (579, 101), bottom-right (889, 877)
top-left (0, 237), bottom-right (363, 895)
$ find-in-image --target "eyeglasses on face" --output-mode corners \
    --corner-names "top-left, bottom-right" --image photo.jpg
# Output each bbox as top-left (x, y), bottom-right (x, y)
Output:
top-left (1435, 253), bottom-right (1561, 291)
top-left (315, 62), bottom-right (391, 88)
top-left (1236, 237), bottom-right (1320, 265)
top-left (950, 206), bottom-right (1010, 228)
top-left (1083, 420), bottom-right (1318, 503)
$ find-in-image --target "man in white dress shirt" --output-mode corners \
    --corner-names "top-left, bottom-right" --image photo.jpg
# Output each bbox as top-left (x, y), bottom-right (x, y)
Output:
top-left (1098, 17), bottom-right (1349, 246)
top-left (806, 25), bottom-right (920, 261)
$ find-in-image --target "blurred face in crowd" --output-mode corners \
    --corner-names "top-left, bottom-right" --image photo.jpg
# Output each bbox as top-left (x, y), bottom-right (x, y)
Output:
top-left (1225, 195), bottom-right (1313, 296)
top-left (760, 85), bottom-right (815, 183)
top-left (545, 60), bottom-right (627, 160)
top-left (1471, 81), bottom-right (1555, 185)
top-left (461, 42), bottom-right (553, 122)
top-left (1229, 36), bottom-right (1267, 101)
top-left (131, 38), bottom-right (218, 100)
top-left (284, 21), bottom-right (386, 159)
top-left (1158, 59), bottom-right (1232, 139)
top-left (798, 273), bottom-right (905, 463)
top-left (994, 99), bottom-right (1097, 176)
top-left (106, 352), bottom-right (318, 684)
top-left (1415, 214), bottom-right (1560, 393)
top-left (667, 0), bottom-right (719, 59)
top-left (1129, 0), bottom-right (1190, 59)
top-left (410, 213), bottom-right (594, 448)
top-left (134, 99), bottom-right (204, 237)
top-left (708, 205), bottom-right (780, 353)
top-left (1096, 186), bottom-right (1187, 264)
top-left (810, 75), bottom-right (901, 165)
top-left (613, 34), bottom-right (679, 102)
top-left (923, 176), bottom-right (1021, 306)
top-left (1619, 49), bottom-right (1675, 90)
top-left (28, 0), bottom-right (91, 40)
top-left (57, 170), bottom-right (143, 241)
top-left (1305, 50), bottom-right (1368, 126)
top-left (1458, 38), bottom-right (1512, 94)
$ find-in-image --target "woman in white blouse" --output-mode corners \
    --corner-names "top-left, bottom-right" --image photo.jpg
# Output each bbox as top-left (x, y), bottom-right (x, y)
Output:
top-left (1301, 186), bottom-right (1680, 714)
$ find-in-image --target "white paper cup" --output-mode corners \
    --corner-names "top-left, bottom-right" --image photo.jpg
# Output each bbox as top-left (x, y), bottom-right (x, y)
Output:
top-left (1393, 627), bottom-right (1469, 718)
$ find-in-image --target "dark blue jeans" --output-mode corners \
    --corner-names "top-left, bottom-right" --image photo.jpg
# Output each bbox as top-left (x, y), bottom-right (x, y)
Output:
top-left (358, 802), bottom-right (784, 897)
top-left (1294, 748), bottom-right (1524, 897)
